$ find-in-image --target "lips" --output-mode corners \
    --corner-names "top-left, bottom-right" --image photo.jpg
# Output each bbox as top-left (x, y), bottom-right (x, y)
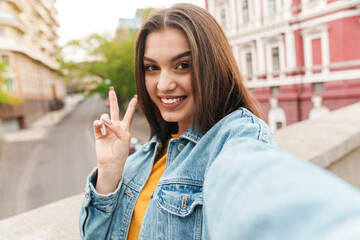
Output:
top-left (158, 95), bottom-right (187, 110)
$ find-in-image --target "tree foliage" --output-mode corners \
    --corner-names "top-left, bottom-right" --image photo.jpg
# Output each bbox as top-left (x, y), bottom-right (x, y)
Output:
top-left (57, 31), bottom-right (137, 110)
top-left (0, 62), bottom-right (22, 105)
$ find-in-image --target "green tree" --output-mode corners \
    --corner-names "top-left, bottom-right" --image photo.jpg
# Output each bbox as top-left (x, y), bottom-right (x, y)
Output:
top-left (58, 31), bottom-right (137, 111)
top-left (0, 61), bottom-right (21, 153)
top-left (57, 7), bottom-right (156, 110)
top-left (0, 62), bottom-right (21, 105)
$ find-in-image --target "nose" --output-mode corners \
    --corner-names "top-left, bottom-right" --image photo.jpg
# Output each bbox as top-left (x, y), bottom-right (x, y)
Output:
top-left (157, 70), bottom-right (176, 92)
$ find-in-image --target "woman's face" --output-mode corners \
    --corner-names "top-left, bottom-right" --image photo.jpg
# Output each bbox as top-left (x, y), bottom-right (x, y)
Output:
top-left (144, 27), bottom-right (194, 134)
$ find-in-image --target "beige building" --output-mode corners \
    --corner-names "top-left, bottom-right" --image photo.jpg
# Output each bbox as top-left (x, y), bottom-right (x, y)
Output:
top-left (0, 0), bottom-right (66, 130)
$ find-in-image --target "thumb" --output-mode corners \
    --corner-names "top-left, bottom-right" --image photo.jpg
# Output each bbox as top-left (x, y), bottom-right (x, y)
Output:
top-left (93, 120), bottom-right (106, 139)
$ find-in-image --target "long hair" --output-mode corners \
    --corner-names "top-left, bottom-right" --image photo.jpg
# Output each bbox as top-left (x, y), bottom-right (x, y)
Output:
top-left (135, 3), bottom-right (261, 143)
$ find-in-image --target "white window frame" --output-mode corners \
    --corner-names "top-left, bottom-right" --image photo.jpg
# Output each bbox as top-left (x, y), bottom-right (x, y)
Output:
top-left (301, 25), bottom-right (330, 76)
top-left (265, 35), bottom-right (286, 80)
top-left (268, 0), bottom-right (277, 16)
top-left (237, 0), bottom-right (254, 25)
top-left (216, 3), bottom-right (228, 30)
top-left (271, 47), bottom-right (280, 72)
top-left (302, 0), bottom-right (327, 12)
top-left (240, 42), bottom-right (257, 81)
top-left (262, 0), bottom-right (282, 21)
top-left (241, 0), bottom-right (250, 23)
top-left (245, 52), bottom-right (253, 75)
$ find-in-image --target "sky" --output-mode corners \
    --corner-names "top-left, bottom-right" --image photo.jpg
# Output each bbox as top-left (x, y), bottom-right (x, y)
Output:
top-left (55, 0), bottom-right (206, 46)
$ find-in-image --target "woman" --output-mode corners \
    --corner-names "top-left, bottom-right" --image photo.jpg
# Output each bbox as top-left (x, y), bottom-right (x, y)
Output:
top-left (80, 3), bottom-right (360, 240)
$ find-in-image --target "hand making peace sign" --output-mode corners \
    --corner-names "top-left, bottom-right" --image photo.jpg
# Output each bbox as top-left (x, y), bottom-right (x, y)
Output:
top-left (93, 86), bottom-right (138, 194)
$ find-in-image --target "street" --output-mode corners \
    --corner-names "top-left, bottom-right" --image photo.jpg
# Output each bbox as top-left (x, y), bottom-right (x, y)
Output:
top-left (0, 95), bottom-right (149, 220)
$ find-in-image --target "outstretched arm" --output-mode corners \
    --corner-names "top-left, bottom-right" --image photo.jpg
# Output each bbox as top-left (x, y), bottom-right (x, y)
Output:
top-left (204, 139), bottom-right (360, 240)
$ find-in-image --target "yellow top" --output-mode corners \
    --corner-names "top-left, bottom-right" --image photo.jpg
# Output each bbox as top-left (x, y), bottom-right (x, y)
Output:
top-left (127, 134), bottom-right (181, 240)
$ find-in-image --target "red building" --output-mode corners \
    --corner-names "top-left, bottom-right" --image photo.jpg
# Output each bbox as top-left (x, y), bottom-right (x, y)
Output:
top-left (206, 0), bottom-right (360, 130)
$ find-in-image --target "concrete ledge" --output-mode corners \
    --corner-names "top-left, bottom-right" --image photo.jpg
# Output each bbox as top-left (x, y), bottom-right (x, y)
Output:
top-left (275, 102), bottom-right (360, 168)
top-left (0, 194), bottom-right (83, 239)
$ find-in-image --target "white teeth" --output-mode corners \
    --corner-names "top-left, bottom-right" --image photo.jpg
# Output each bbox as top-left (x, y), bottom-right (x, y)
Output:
top-left (161, 97), bottom-right (184, 104)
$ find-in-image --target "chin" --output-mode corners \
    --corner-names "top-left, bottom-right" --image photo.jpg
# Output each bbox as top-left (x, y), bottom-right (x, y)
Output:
top-left (161, 115), bottom-right (180, 123)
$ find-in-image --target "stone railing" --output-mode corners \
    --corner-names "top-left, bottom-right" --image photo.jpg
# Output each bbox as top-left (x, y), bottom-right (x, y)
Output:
top-left (1, 102), bottom-right (359, 239)
top-left (275, 101), bottom-right (360, 188)
top-left (0, 194), bottom-right (83, 239)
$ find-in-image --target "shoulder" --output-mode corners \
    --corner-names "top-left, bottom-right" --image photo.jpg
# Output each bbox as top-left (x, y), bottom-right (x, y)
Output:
top-left (209, 108), bottom-right (276, 146)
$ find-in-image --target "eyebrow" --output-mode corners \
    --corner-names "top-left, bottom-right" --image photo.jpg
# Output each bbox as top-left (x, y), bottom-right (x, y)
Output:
top-left (143, 51), bottom-right (191, 63)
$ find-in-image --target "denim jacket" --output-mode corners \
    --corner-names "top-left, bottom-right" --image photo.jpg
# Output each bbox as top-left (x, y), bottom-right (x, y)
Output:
top-left (79, 108), bottom-right (276, 239)
top-left (80, 108), bottom-right (360, 239)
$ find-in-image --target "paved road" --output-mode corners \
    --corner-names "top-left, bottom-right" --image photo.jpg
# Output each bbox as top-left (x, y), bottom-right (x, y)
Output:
top-left (0, 95), bottom-right (150, 219)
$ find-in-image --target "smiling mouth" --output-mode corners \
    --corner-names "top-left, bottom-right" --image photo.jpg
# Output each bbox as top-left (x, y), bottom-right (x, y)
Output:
top-left (160, 96), bottom-right (186, 104)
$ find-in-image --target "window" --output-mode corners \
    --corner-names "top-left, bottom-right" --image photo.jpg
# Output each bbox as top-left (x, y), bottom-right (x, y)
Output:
top-left (246, 52), bottom-right (253, 75)
top-left (3, 78), bottom-right (14, 93)
top-left (301, 25), bottom-right (330, 75)
top-left (242, 0), bottom-right (249, 23)
top-left (271, 47), bottom-right (280, 72)
top-left (220, 8), bottom-right (226, 28)
top-left (1, 55), bottom-right (10, 65)
top-left (276, 121), bottom-right (283, 129)
top-left (272, 86), bottom-right (280, 96)
top-left (313, 82), bottom-right (324, 93)
top-left (269, 0), bottom-right (276, 15)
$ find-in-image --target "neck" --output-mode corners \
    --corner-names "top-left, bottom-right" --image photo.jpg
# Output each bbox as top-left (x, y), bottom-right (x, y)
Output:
top-left (177, 122), bottom-right (192, 134)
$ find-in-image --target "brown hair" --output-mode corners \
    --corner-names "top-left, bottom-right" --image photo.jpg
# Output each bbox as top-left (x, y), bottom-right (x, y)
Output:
top-left (135, 3), bottom-right (261, 142)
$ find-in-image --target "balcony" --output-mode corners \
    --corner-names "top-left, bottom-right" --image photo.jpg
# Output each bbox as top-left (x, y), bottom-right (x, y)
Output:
top-left (38, 21), bottom-right (54, 40)
top-left (5, 0), bottom-right (25, 13)
top-left (39, 0), bottom-right (52, 13)
top-left (29, 0), bottom-right (53, 26)
top-left (0, 12), bottom-right (26, 34)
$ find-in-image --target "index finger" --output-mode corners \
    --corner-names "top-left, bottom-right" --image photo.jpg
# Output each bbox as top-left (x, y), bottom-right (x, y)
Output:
top-left (122, 95), bottom-right (138, 132)
top-left (109, 86), bottom-right (120, 122)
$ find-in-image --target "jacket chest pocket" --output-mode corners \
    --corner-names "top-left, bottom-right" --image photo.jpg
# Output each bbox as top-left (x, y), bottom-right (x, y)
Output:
top-left (153, 181), bottom-right (203, 240)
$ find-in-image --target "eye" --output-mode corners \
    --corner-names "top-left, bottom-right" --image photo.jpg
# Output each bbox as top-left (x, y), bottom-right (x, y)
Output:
top-left (176, 62), bottom-right (190, 70)
top-left (145, 65), bottom-right (159, 72)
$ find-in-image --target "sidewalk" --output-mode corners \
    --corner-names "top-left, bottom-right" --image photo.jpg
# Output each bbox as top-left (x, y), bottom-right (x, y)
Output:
top-left (3, 95), bottom-right (80, 143)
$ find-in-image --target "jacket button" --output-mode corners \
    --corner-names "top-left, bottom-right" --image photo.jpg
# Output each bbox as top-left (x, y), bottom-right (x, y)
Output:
top-left (177, 144), bottom-right (185, 151)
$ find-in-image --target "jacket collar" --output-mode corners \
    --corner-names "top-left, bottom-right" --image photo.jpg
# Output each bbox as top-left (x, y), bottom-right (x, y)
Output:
top-left (180, 124), bottom-right (203, 143)
top-left (142, 135), bottom-right (160, 152)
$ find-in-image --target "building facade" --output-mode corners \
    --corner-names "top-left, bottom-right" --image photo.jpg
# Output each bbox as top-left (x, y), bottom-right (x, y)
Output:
top-left (206, 0), bottom-right (360, 130)
top-left (0, 0), bottom-right (66, 130)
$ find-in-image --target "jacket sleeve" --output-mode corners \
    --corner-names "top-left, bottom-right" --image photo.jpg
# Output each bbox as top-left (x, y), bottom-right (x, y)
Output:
top-left (204, 139), bottom-right (360, 240)
top-left (79, 167), bottom-right (123, 239)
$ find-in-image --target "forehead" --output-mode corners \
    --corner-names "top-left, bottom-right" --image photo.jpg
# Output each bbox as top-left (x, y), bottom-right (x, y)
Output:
top-left (144, 27), bottom-right (190, 58)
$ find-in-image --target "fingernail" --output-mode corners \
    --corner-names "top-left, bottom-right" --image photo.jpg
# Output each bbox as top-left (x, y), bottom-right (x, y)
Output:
top-left (101, 124), bottom-right (106, 136)
top-left (101, 117), bottom-right (112, 125)
top-left (134, 94), bottom-right (138, 99)
top-left (109, 86), bottom-right (114, 91)
top-left (95, 120), bottom-right (102, 126)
